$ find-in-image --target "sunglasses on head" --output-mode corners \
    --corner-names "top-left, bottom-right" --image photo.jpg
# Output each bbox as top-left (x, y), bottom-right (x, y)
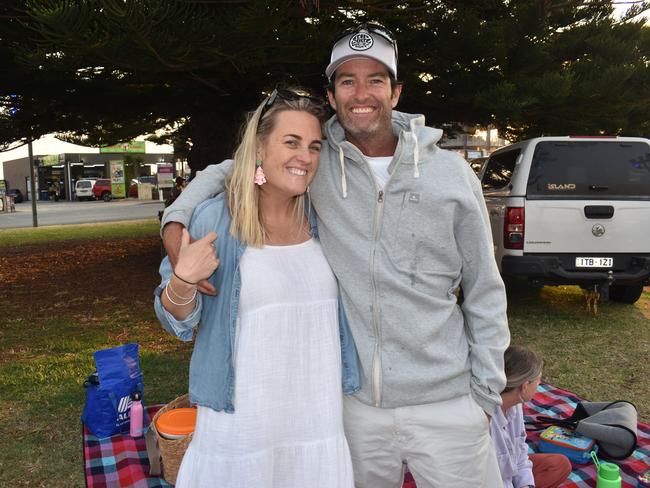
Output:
top-left (334, 22), bottom-right (399, 63)
top-left (260, 88), bottom-right (322, 118)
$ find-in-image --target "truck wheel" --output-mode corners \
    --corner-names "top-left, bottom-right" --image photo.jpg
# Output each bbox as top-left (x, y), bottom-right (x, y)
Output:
top-left (102, 192), bottom-right (113, 202)
top-left (609, 284), bottom-right (644, 304)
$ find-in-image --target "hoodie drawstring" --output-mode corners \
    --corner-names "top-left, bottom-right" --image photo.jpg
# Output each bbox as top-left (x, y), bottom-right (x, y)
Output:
top-left (338, 145), bottom-right (348, 198)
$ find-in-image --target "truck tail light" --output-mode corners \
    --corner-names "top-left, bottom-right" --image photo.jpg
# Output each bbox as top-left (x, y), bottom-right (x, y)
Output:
top-left (504, 207), bottom-right (525, 249)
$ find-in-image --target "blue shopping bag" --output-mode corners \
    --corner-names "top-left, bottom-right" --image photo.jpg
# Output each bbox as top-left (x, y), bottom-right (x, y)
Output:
top-left (81, 343), bottom-right (145, 438)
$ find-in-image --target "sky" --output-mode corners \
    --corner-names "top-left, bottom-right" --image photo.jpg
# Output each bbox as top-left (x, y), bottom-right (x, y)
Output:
top-left (612, 1), bottom-right (650, 22)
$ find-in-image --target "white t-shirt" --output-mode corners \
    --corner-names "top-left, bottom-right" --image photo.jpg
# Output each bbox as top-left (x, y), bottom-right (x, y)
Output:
top-left (365, 156), bottom-right (393, 189)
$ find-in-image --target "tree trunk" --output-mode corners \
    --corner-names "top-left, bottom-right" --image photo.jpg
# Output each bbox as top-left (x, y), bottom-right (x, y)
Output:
top-left (186, 107), bottom-right (243, 176)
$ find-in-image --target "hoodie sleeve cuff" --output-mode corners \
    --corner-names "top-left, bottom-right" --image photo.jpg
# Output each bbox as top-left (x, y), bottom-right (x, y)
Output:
top-left (160, 208), bottom-right (192, 236)
top-left (470, 377), bottom-right (502, 416)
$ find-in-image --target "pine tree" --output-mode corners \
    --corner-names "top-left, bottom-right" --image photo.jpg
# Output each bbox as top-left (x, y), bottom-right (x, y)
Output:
top-left (1, 1), bottom-right (648, 171)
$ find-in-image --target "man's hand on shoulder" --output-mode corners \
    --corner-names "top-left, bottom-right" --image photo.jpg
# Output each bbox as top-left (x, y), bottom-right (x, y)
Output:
top-left (163, 222), bottom-right (217, 296)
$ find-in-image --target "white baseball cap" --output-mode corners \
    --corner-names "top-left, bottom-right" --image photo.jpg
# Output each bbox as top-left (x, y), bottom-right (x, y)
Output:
top-left (325, 24), bottom-right (398, 81)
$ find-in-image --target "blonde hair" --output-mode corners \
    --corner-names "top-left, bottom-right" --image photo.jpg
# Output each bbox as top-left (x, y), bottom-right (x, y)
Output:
top-left (502, 345), bottom-right (544, 393)
top-left (225, 90), bottom-right (327, 247)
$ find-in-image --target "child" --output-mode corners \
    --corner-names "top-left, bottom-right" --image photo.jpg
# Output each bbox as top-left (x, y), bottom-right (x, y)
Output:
top-left (490, 345), bottom-right (572, 488)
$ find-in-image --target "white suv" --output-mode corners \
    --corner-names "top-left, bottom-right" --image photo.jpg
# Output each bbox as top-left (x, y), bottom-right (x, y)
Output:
top-left (480, 136), bottom-right (650, 304)
top-left (75, 179), bottom-right (95, 201)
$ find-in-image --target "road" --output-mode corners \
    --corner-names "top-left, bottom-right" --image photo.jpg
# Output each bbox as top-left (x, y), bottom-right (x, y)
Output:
top-left (0, 198), bottom-right (165, 229)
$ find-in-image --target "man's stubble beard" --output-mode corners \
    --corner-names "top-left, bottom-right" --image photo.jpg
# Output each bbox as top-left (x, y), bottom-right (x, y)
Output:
top-left (339, 109), bottom-right (393, 146)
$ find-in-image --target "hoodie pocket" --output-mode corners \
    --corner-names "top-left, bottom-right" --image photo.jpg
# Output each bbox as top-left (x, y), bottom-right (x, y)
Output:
top-left (390, 195), bottom-right (461, 293)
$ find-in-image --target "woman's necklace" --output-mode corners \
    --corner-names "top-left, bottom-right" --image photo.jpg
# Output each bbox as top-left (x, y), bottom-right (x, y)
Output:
top-left (264, 217), bottom-right (311, 246)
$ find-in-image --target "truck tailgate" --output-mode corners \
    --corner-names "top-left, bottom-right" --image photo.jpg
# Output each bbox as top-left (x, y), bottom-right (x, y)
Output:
top-left (524, 199), bottom-right (650, 253)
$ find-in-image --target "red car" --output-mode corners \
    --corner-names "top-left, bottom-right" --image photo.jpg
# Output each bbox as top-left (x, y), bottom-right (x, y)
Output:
top-left (92, 179), bottom-right (113, 201)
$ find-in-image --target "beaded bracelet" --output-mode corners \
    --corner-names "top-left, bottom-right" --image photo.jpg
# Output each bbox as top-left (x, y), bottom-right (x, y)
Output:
top-left (164, 283), bottom-right (197, 306)
top-left (173, 270), bottom-right (197, 285)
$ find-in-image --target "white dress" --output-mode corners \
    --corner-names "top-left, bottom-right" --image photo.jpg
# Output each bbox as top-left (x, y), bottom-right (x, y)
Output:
top-left (175, 238), bottom-right (354, 488)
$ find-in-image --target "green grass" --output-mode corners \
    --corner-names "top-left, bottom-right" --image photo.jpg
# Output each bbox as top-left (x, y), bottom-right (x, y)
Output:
top-left (0, 219), bottom-right (160, 247)
top-left (0, 310), bottom-right (192, 488)
top-left (506, 280), bottom-right (650, 420)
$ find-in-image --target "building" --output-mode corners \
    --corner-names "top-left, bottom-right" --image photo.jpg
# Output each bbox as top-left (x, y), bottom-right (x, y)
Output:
top-left (438, 126), bottom-right (509, 159)
top-left (0, 135), bottom-right (181, 201)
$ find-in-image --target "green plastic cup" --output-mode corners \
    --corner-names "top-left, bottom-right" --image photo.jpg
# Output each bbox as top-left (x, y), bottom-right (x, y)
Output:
top-left (596, 462), bottom-right (621, 488)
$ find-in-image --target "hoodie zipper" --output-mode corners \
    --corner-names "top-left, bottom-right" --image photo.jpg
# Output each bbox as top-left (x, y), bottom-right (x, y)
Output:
top-left (367, 138), bottom-right (406, 407)
top-left (338, 137), bottom-right (404, 408)
top-left (370, 189), bottom-right (384, 407)
top-left (367, 145), bottom-right (405, 407)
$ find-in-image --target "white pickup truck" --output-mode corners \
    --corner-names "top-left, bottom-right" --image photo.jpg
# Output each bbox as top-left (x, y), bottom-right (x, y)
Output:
top-left (479, 136), bottom-right (650, 304)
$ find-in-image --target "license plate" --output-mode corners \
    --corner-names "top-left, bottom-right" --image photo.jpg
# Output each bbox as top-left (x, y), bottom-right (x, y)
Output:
top-left (575, 257), bottom-right (613, 268)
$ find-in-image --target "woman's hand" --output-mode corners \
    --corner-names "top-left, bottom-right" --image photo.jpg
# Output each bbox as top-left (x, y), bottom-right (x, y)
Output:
top-left (174, 229), bottom-right (220, 284)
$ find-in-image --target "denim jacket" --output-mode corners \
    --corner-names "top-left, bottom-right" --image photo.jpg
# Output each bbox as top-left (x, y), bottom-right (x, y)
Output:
top-left (154, 194), bottom-right (360, 413)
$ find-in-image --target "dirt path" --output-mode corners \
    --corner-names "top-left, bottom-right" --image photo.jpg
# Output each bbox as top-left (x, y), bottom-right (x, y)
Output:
top-left (0, 236), bottom-right (162, 317)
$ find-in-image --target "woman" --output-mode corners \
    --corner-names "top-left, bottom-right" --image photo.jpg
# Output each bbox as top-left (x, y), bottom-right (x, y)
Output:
top-left (154, 88), bottom-right (358, 488)
top-left (490, 345), bottom-right (572, 488)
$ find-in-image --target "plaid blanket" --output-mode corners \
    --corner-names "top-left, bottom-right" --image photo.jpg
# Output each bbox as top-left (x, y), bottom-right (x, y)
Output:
top-left (83, 384), bottom-right (650, 487)
top-left (83, 405), bottom-right (170, 488)
top-left (524, 383), bottom-right (650, 488)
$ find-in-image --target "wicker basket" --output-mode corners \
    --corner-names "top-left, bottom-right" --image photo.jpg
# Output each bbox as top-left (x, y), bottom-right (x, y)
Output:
top-left (150, 394), bottom-right (194, 485)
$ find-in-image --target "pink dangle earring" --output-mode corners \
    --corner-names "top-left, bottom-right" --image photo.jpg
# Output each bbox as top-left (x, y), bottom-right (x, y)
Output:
top-left (254, 159), bottom-right (266, 186)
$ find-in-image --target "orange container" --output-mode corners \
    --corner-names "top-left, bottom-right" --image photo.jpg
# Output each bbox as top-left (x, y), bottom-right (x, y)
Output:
top-left (155, 407), bottom-right (197, 440)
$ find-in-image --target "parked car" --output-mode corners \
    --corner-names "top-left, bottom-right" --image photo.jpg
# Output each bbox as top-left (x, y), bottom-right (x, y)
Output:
top-left (92, 179), bottom-right (113, 201)
top-left (479, 136), bottom-right (650, 304)
top-left (7, 188), bottom-right (24, 203)
top-left (75, 179), bottom-right (95, 201)
top-left (132, 175), bottom-right (157, 185)
top-left (128, 183), bottom-right (139, 198)
top-left (128, 175), bottom-right (158, 198)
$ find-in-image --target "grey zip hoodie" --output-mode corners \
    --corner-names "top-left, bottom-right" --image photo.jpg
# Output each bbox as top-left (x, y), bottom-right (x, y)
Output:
top-left (312, 111), bottom-right (508, 414)
top-left (161, 110), bottom-right (509, 414)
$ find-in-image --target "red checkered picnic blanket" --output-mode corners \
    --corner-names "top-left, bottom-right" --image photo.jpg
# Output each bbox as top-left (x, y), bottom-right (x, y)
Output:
top-left (83, 384), bottom-right (650, 487)
top-left (83, 405), bottom-right (169, 488)
top-left (524, 383), bottom-right (650, 487)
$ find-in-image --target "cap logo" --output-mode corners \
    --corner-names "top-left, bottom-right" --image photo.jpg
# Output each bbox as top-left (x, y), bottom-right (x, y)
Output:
top-left (349, 32), bottom-right (373, 51)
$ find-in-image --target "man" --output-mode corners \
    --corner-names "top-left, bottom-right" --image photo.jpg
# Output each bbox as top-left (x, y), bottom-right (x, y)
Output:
top-left (161, 23), bottom-right (509, 488)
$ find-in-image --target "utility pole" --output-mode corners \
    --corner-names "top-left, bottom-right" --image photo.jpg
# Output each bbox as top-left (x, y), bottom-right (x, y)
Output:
top-left (486, 126), bottom-right (492, 155)
top-left (27, 138), bottom-right (38, 227)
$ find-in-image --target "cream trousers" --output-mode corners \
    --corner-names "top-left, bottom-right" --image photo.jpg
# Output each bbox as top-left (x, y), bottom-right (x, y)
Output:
top-left (343, 394), bottom-right (502, 488)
